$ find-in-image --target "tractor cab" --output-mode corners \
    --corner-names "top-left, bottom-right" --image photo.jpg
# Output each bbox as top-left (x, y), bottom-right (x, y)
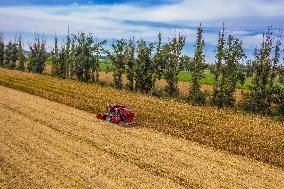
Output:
top-left (96, 104), bottom-right (135, 126)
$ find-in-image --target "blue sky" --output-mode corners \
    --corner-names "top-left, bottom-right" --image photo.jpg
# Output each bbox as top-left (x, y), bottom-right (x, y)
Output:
top-left (0, 0), bottom-right (179, 6)
top-left (0, 0), bottom-right (284, 62)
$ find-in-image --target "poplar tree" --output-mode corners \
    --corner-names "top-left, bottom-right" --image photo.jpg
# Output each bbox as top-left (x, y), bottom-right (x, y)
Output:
top-left (51, 34), bottom-right (59, 75)
top-left (152, 33), bottom-right (166, 88)
top-left (125, 38), bottom-right (136, 90)
top-left (72, 32), bottom-right (94, 82)
top-left (0, 33), bottom-right (4, 67)
top-left (271, 32), bottom-right (284, 115)
top-left (28, 36), bottom-right (47, 73)
top-left (179, 55), bottom-right (191, 72)
top-left (163, 33), bottom-right (185, 96)
top-left (92, 40), bottom-right (106, 83)
top-left (278, 65), bottom-right (284, 84)
top-left (212, 25), bottom-right (225, 104)
top-left (269, 35), bottom-right (281, 88)
top-left (189, 24), bottom-right (206, 104)
top-left (213, 35), bottom-right (246, 107)
top-left (4, 41), bottom-right (17, 69)
top-left (242, 28), bottom-right (280, 114)
top-left (107, 39), bottom-right (127, 89)
top-left (17, 37), bottom-right (26, 71)
top-left (134, 39), bottom-right (155, 93)
top-left (58, 46), bottom-right (68, 78)
top-left (55, 29), bottom-right (75, 79)
top-left (65, 28), bottom-right (72, 78)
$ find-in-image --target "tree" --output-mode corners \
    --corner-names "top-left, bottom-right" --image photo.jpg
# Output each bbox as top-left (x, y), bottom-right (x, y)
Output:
top-left (125, 38), bottom-right (136, 90)
top-left (17, 36), bottom-right (26, 71)
top-left (107, 39), bottom-right (127, 89)
top-left (28, 36), bottom-right (47, 73)
top-left (189, 24), bottom-right (206, 105)
top-left (71, 32), bottom-right (94, 82)
top-left (278, 65), bottom-right (284, 84)
top-left (91, 40), bottom-right (106, 83)
top-left (51, 34), bottom-right (59, 75)
top-left (4, 41), bottom-right (18, 69)
top-left (163, 33), bottom-right (186, 96)
top-left (65, 28), bottom-right (73, 78)
top-left (179, 55), bottom-right (191, 72)
top-left (152, 33), bottom-right (166, 88)
top-left (51, 29), bottom-right (77, 79)
top-left (242, 28), bottom-right (281, 114)
top-left (212, 25), bottom-right (225, 104)
top-left (0, 33), bottom-right (4, 67)
top-left (270, 85), bottom-right (284, 115)
top-left (213, 35), bottom-right (246, 107)
top-left (134, 39), bottom-right (155, 93)
top-left (269, 33), bottom-right (281, 88)
top-left (58, 46), bottom-right (68, 78)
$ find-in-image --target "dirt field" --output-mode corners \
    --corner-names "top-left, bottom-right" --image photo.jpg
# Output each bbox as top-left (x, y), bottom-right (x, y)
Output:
top-left (1, 86), bottom-right (284, 188)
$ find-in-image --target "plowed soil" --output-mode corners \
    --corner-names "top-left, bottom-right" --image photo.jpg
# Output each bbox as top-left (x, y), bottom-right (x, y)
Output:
top-left (0, 86), bottom-right (284, 188)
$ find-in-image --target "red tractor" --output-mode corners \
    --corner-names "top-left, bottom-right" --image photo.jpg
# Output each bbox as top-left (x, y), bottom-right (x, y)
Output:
top-left (96, 104), bottom-right (135, 126)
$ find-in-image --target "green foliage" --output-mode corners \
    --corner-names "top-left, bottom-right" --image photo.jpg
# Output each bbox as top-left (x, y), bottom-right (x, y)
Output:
top-left (125, 38), bottom-right (135, 90)
top-left (17, 37), bottom-right (26, 71)
top-left (242, 28), bottom-right (281, 114)
top-left (189, 24), bottom-right (206, 105)
top-left (51, 30), bottom-right (76, 79)
top-left (270, 85), bottom-right (284, 115)
top-left (163, 33), bottom-right (185, 96)
top-left (134, 39), bottom-right (155, 93)
top-left (58, 46), bottom-right (68, 78)
top-left (51, 34), bottom-right (59, 76)
top-left (179, 55), bottom-right (191, 72)
top-left (65, 29), bottom-right (73, 79)
top-left (213, 24), bottom-right (225, 82)
top-left (107, 39), bottom-right (127, 89)
top-left (71, 32), bottom-right (94, 82)
top-left (278, 66), bottom-right (284, 85)
top-left (0, 34), bottom-right (4, 67)
top-left (51, 31), bottom-right (106, 83)
top-left (213, 32), bottom-right (246, 107)
top-left (28, 36), bottom-right (47, 73)
top-left (152, 33), bottom-right (166, 87)
top-left (4, 41), bottom-right (18, 69)
top-left (92, 40), bottom-right (106, 82)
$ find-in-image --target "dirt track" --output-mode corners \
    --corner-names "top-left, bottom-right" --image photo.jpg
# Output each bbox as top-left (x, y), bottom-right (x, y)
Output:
top-left (0, 86), bottom-right (284, 188)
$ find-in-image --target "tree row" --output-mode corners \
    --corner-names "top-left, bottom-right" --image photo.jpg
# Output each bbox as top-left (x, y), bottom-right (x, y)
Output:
top-left (0, 25), bottom-right (283, 116)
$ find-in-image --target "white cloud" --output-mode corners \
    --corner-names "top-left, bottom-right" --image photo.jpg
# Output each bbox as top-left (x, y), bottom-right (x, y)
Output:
top-left (0, 0), bottom-right (283, 50)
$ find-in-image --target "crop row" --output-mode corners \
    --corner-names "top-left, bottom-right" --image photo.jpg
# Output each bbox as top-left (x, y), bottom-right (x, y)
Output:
top-left (0, 68), bottom-right (283, 169)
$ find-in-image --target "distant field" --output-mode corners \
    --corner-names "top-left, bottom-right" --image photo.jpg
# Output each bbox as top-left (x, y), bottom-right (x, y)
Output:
top-left (0, 68), bottom-right (283, 170)
top-left (43, 64), bottom-right (243, 102)
top-left (44, 59), bottom-right (253, 88)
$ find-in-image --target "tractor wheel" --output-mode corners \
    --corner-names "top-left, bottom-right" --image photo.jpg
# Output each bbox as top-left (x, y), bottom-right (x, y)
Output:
top-left (106, 116), bottom-right (111, 122)
top-left (119, 121), bottom-right (125, 126)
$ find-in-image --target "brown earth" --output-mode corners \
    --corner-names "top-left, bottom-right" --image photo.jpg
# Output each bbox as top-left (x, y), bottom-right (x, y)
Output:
top-left (0, 86), bottom-right (284, 188)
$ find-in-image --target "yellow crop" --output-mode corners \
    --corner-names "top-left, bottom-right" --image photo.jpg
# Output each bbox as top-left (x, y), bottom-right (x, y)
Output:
top-left (0, 68), bottom-right (283, 168)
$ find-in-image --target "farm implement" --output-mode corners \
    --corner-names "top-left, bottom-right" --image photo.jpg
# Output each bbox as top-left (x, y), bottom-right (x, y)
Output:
top-left (96, 104), bottom-right (135, 126)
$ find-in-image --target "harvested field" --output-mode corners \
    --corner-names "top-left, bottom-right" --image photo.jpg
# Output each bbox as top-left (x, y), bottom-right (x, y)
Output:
top-left (0, 68), bottom-right (284, 169)
top-left (1, 86), bottom-right (284, 188)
